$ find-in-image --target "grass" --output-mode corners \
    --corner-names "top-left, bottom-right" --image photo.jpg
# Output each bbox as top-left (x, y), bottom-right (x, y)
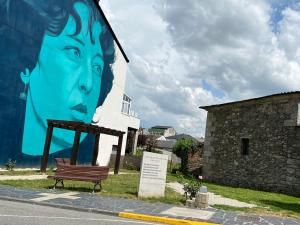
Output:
top-left (0, 172), bottom-right (185, 205)
top-left (0, 169), bottom-right (54, 176)
top-left (167, 173), bottom-right (300, 219)
top-left (0, 168), bottom-right (135, 176)
top-left (0, 170), bottom-right (299, 219)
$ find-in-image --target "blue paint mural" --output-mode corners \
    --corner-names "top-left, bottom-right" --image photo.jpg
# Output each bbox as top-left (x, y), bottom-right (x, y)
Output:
top-left (0, 0), bottom-right (115, 166)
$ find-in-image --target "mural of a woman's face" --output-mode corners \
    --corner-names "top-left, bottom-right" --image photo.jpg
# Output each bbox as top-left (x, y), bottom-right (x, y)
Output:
top-left (24, 2), bottom-right (104, 153)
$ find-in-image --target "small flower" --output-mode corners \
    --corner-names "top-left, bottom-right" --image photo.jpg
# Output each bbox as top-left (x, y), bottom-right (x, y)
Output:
top-left (198, 175), bottom-right (203, 180)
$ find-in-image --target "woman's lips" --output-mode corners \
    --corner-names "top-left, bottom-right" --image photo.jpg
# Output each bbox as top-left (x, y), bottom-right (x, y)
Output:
top-left (71, 103), bottom-right (87, 121)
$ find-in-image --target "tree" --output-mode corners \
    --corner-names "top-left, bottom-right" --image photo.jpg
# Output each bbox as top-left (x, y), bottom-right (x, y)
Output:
top-left (145, 135), bottom-right (157, 152)
top-left (137, 134), bottom-right (147, 147)
top-left (172, 138), bottom-right (200, 174)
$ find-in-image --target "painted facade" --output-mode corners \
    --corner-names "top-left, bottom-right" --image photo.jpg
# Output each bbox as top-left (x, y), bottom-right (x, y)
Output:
top-left (93, 46), bottom-right (140, 166)
top-left (0, 0), bottom-right (130, 166)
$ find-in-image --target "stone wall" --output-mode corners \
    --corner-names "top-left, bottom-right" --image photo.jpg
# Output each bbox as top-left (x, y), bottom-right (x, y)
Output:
top-left (203, 94), bottom-right (300, 196)
top-left (187, 151), bottom-right (203, 176)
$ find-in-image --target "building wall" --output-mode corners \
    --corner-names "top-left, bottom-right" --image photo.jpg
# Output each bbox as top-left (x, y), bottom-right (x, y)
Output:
top-left (203, 95), bottom-right (300, 196)
top-left (164, 128), bottom-right (176, 137)
top-left (94, 46), bottom-right (140, 166)
top-left (0, 0), bottom-right (128, 166)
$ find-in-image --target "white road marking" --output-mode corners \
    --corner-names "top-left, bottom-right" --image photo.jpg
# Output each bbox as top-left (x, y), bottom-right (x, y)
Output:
top-left (30, 192), bottom-right (80, 202)
top-left (0, 214), bottom-right (159, 224)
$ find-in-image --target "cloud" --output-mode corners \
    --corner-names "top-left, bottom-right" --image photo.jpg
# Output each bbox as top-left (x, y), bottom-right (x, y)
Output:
top-left (100, 0), bottom-right (300, 137)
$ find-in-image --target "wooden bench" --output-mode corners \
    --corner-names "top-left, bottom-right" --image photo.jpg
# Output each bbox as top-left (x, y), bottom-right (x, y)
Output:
top-left (47, 158), bottom-right (109, 193)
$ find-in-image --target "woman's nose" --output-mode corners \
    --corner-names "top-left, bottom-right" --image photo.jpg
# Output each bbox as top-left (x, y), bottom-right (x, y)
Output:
top-left (78, 64), bottom-right (93, 94)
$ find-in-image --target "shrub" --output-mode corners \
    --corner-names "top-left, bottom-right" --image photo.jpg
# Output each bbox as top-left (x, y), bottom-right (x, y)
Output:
top-left (183, 180), bottom-right (202, 199)
top-left (5, 159), bottom-right (16, 171)
top-left (137, 134), bottom-right (147, 147)
top-left (134, 148), bottom-right (143, 157)
top-left (145, 135), bottom-right (157, 152)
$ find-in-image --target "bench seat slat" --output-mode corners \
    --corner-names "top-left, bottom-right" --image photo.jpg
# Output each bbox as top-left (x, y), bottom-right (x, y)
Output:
top-left (48, 175), bottom-right (106, 182)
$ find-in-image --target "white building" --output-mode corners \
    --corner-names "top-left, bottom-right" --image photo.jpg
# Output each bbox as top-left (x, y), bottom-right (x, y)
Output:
top-left (93, 45), bottom-right (140, 166)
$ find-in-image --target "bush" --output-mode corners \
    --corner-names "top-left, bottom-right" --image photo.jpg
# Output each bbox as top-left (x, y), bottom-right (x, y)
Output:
top-left (137, 134), bottom-right (147, 146)
top-left (183, 180), bottom-right (202, 199)
top-left (172, 138), bottom-right (200, 174)
top-left (145, 135), bottom-right (157, 152)
top-left (5, 159), bottom-right (16, 171)
top-left (149, 149), bottom-right (162, 154)
top-left (134, 148), bottom-right (143, 157)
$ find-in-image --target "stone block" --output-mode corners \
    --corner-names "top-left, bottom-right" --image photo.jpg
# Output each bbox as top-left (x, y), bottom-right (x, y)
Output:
top-left (195, 193), bottom-right (209, 208)
top-left (284, 119), bottom-right (296, 126)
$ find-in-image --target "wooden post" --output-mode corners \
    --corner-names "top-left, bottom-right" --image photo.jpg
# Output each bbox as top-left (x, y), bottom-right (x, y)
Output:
top-left (40, 125), bottom-right (54, 172)
top-left (114, 134), bottom-right (123, 174)
top-left (70, 131), bottom-right (81, 165)
top-left (92, 134), bottom-right (100, 166)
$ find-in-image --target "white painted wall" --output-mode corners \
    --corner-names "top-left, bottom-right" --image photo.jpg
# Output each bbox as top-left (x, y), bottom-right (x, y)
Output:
top-left (93, 44), bottom-right (140, 166)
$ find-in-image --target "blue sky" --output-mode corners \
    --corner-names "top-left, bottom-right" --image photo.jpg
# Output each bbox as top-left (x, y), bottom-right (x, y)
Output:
top-left (270, 0), bottom-right (300, 32)
top-left (101, 0), bottom-right (300, 137)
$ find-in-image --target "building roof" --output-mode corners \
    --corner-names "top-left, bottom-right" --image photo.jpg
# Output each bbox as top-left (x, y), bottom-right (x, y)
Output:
top-left (156, 140), bottom-right (176, 149)
top-left (151, 126), bottom-right (173, 129)
top-left (156, 136), bottom-right (167, 141)
top-left (200, 91), bottom-right (300, 111)
top-left (93, 0), bottom-right (129, 63)
top-left (166, 134), bottom-right (199, 142)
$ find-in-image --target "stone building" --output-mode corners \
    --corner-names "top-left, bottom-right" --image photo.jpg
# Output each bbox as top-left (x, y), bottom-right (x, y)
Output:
top-left (148, 126), bottom-right (176, 137)
top-left (200, 92), bottom-right (300, 196)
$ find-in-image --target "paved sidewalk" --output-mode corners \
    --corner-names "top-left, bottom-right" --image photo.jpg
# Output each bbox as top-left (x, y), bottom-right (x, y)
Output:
top-left (0, 185), bottom-right (299, 225)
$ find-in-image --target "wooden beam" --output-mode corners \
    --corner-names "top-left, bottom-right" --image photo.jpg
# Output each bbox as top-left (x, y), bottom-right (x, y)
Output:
top-left (92, 134), bottom-right (100, 166)
top-left (114, 134), bottom-right (124, 174)
top-left (70, 131), bottom-right (81, 165)
top-left (40, 125), bottom-right (54, 172)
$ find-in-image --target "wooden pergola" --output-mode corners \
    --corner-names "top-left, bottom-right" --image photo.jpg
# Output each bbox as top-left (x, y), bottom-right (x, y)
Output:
top-left (40, 119), bottom-right (125, 174)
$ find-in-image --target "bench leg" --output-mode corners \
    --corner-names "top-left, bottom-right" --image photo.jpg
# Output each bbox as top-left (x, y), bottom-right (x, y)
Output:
top-left (92, 181), bottom-right (102, 194)
top-left (53, 179), bottom-right (64, 189)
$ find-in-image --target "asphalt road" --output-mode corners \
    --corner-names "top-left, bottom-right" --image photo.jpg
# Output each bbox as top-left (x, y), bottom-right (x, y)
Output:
top-left (0, 199), bottom-right (160, 225)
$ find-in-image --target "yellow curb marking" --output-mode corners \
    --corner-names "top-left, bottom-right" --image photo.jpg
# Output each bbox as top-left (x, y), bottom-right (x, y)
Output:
top-left (119, 212), bottom-right (220, 225)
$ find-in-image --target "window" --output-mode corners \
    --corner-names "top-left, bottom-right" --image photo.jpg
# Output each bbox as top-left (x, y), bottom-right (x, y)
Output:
top-left (241, 138), bottom-right (249, 155)
top-left (121, 94), bottom-right (131, 115)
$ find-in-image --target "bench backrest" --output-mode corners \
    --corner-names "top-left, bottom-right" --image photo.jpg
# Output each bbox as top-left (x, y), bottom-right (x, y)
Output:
top-left (55, 158), bottom-right (70, 165)
top-left (54, 158), bottom-right (109, 180)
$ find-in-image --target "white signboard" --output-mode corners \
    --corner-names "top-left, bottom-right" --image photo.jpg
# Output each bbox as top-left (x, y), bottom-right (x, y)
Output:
top-left (138, 151), bottom-right (168, 197)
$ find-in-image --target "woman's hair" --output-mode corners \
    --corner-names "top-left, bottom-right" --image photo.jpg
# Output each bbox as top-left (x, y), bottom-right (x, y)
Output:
top-left (3, 0), bottom-right (115, 105)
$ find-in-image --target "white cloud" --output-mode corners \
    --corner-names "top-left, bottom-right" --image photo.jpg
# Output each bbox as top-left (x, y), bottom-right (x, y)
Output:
top-left (100, 0), bottom-right (300, 137)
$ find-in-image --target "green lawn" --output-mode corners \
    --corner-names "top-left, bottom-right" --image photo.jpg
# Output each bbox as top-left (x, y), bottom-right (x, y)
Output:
top-left (0, 171), bottom-right (299, 219)
top-left (0, 170), bottom-right (54, 176)
top-left (167, 173), bottom-right (300, 219)
top-left (0, 173), bottom-right (185, 205)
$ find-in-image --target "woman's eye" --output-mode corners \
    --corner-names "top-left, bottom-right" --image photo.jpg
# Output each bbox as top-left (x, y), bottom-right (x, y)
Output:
top-left (93, 65), bottom-right (103, 76)
top-left (63, 46), bottom-right (81, 60)
top-left (73, 49), bottom-right (80, 57)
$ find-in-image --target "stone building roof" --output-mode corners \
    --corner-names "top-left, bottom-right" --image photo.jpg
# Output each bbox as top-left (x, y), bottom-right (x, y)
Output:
top-left (200, 91), bottom-right (300, 111)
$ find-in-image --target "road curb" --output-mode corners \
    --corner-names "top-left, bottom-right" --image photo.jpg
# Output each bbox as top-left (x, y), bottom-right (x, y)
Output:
top-left (0, 195), bottom-right (118, 217)
top-left (119, 212), bottom-right (220, 225)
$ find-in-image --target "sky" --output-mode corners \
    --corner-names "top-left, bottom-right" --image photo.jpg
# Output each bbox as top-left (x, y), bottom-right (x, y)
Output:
top-left (100, 0), bottom-right (300, 137)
